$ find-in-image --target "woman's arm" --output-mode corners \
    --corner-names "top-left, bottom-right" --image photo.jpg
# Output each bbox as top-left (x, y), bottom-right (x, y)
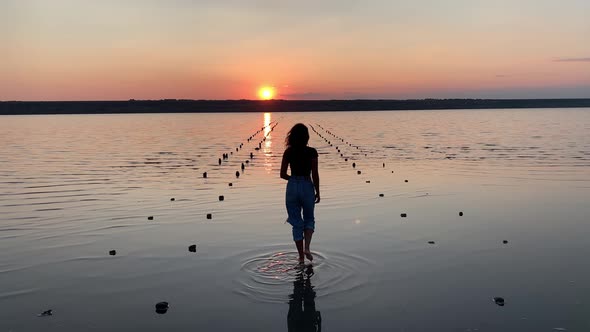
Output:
top-left (280, 152), bottom-right (290, 180)
top-left (311, 157), bottom-right (320, 203)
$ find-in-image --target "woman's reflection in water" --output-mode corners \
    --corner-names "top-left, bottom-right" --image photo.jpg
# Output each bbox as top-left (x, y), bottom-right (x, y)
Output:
top-left (288, 265), bottom-right (322, 332)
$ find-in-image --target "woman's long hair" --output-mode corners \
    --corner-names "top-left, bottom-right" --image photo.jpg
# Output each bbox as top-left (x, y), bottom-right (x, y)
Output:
top-left (285, 123), bottom-right (309, 148)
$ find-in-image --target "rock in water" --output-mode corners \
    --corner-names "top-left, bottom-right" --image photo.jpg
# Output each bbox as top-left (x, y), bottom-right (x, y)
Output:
top-left (147, 216), bottom-right (154, 220)
top-left (366, 180), bottom-right (370, 183)
top-left (37, 309), bottom-right (53, 317)
top-left (428, 241), bottom-right (435, 244)
top-left (109, 250), bottom-right (116, 256)
top-left (155, 301), bottom-right (169, 314)
top-left (352, 162), bottom-right (356, 168)
top-left (219, 195), bottom-right (224, 201)
top-left (400, 213), bottom-right (407, 218)
top-left (404, 180), bottom-right (408, 183)
top-left (206, 213), bottom-right (212, 219)
top-left (188, 244), bottom-right (196, 252)
top-left (459, 211), bottom-right (463, 216)
top-left (228, 183), bottom-right (233, 187)
top-left (503, 240), bottom-right (508, 244)
top-left (493, 297), bottom-right (505, 306)
top-left (379, 193), bottom-right (384, 197)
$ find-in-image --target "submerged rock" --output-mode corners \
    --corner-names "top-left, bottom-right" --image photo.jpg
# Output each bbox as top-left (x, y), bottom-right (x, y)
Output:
top-left (188, 244), bottom-right (196, 252)
top-left (493, 297), bottom-right (505, 306)
top-left (109, 250), bottom-right (116, 256)
top-left (155, 301), bottom-right (169, 314)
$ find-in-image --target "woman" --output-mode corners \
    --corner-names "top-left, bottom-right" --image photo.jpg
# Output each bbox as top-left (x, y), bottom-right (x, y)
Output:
top-left (280, 123), bottom-right (320, 263)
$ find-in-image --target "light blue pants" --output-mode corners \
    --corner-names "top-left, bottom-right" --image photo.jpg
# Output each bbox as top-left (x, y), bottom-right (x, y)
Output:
top-left (286, 176), bottom-right (316, 241)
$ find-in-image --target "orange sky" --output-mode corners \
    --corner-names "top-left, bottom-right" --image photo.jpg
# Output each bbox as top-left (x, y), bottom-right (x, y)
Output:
top-left (1, 0), bottom-right (589, 100)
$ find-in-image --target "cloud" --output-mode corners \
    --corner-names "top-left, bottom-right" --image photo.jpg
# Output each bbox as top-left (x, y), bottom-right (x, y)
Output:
top-left (553, 57), bottom-right (590, 62)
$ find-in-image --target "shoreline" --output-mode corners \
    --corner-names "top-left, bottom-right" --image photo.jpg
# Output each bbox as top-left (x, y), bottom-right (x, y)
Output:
top-left (1, 98), bottom-right (590, 115)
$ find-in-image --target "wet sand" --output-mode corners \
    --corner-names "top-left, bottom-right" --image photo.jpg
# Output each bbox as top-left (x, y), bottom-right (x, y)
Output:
top-left (1, 109), bottom-right (589, 331)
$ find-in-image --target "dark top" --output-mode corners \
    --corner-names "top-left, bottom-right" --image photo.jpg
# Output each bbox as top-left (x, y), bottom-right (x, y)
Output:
top-left (284, 146), bottom-right (318, 176)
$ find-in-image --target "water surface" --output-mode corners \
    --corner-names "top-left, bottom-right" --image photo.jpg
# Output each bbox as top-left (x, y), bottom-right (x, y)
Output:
top-left (1, 109), bottom-right (589, 331)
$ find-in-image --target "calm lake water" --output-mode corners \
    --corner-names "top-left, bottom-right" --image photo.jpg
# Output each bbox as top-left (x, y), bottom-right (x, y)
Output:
top-left (1, 109), bottom-right (589, 331)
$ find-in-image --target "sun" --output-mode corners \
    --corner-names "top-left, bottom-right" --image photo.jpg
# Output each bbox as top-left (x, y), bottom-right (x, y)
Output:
top-left (258, 86), bottom-right (275, 100)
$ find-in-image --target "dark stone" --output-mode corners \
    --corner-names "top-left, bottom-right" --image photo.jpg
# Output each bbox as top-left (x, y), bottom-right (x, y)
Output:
top-left (188, 244), bottom-right (196, 252)
top-left (219, 195), bottom-right (224, 201)
top-left (170, 198), bottom-right (175, 201)
top-left (38, 309), bottom-right (53, 317)
top-left (109, 250), bottom-right (116, 256)
top-left (400, 213), bottom-right (407, 217)
top-left (235, 171), bottom-right (240, 178)
top-left (148, 216), bottom-right (154, 220)
top-left (503, 240), bottom-right (508, 244)
top-left (228, 183), bottom-right (233, 187)
top-left (206, 213), bottom-right (212, 219)
top-left (357, 170), bottom-right (361, 175)
top-left (428, 241), bottom-right (435, 244)
top-left (155, 301), bottom-right (169, 314)
top-left (203, 172), bottom-right (207, 178)
top-left (459, 212), bottom-right (463, 216)
top-left (493, 297), bottom-right (505, 306)
top-left (379, 193), bottom-right (384, 197)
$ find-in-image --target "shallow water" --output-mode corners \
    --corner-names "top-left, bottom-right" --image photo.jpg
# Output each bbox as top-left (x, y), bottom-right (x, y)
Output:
top-left (1, 109), bottom-right (589, 331)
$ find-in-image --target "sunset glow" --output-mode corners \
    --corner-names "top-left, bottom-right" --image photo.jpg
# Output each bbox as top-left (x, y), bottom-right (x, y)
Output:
top-left (258, 87), bottom-right (275, 100)
top-left (0, 1), bottom-right (589, 101)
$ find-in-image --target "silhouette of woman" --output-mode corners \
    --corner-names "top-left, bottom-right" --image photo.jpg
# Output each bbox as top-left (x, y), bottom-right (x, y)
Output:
top-left (280, 123), bottom-right (320, 263)
top-left (288, 265), bottom-right (322, 332)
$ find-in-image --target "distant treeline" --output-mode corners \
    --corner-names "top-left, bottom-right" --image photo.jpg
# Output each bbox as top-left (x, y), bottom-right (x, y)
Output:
top-left (1, 99), bottom-right (589, 115)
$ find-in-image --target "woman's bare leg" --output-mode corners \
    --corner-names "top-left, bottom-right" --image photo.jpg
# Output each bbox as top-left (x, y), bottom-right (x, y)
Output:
top-left (304, 230), bottom-right (313, 261)
top-left (295, 240), bottom-right (304, 263)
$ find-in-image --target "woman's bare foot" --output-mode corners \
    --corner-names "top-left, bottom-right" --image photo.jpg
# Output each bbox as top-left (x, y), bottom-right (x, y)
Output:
top-left (304, 250), bottom-right (313, 261)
